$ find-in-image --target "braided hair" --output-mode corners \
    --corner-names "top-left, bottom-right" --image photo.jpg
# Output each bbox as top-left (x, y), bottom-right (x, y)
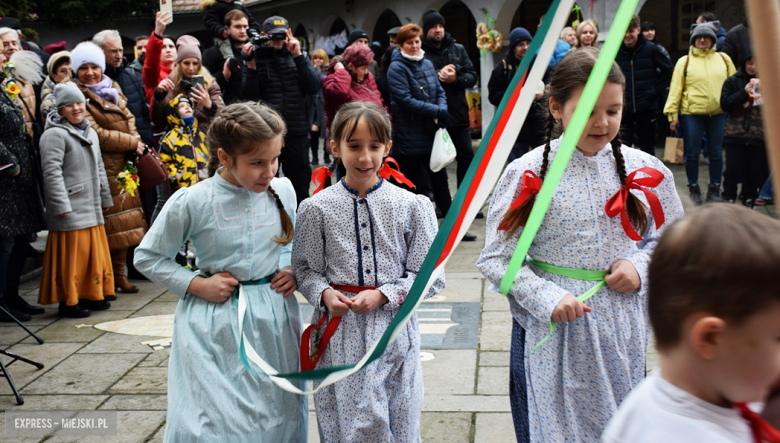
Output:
top-left (499, 48), bottom-right (649, 238)
top-left (207, 102), bottom-right (294, 245)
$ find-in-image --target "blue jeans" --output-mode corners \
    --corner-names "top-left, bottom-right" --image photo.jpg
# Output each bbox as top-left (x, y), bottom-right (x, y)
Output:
top-left (760, 174), bottom-right (774, 200)
top-left (0, 236), bottom-right (15, 295)
top-left (681, 114), bottom-right (726, 187)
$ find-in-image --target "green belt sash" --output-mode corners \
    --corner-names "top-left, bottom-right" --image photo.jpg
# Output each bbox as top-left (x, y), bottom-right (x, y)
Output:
top-left (527, 258), bottom-right (608, 354)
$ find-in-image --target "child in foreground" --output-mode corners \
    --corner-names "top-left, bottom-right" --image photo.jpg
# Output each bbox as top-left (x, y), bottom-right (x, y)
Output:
top-left (134, 102), bottom-right (307, 442)
top-left (477, 48), bottom-right (684, 442)
top-left (603, 204), bottom-right (780, 442)
top-left (292, 101), bottom-right (444, 442)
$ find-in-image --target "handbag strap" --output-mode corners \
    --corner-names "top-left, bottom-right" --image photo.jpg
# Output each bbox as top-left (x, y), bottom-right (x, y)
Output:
top-left (352, 80), bottom-right (378, 97)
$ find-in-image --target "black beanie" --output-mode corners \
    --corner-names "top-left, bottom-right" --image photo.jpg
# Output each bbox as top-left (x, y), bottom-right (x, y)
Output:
top-left (422, 9), bottom-right (445, 35)
top-left (347, 29), bottom-right (370, 47)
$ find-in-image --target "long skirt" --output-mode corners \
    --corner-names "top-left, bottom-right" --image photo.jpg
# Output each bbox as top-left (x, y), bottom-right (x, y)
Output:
top-left (38, 225), bottom-right (114, 306)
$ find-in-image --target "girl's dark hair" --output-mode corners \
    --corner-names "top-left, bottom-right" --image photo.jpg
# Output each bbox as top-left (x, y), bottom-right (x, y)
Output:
top-left (640, 21), bottom-right (655, 32)
top-left (207, 102), bottom-right (294, 245)
top-left (330, 101), bottom-right (392, 146)
top-left (500, 48), bottom-right (649, 238)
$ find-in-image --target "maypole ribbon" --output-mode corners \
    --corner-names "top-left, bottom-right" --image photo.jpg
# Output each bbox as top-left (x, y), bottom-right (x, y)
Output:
top-left (499, 0), bottom-right (641, 296)
top-left (234, 0), bottom-right (573, 395)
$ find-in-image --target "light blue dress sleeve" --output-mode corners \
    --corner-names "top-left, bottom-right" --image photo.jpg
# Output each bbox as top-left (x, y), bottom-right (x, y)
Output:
top-left (133, 188), bottom-right (198, 299)
top-left (275, 177), bottom-right (298, 269)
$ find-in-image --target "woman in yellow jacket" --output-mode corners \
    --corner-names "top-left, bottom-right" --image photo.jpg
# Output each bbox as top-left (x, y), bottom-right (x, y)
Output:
top-left (664, 21), bottom-right (735, 204)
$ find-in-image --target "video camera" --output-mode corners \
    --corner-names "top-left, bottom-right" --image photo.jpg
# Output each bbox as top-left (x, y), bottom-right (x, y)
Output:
top-left (242, 29), bottom-right (287, 60)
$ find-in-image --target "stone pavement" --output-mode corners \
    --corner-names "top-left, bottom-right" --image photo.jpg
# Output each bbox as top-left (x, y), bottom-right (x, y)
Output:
top-left (0, 147), bottom-right (775, 442)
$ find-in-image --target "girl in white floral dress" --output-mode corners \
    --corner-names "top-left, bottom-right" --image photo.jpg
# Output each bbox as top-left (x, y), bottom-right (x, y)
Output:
top-left (293, 101), bottom-right (444, 443)
top-left (477, 49), bottom-right (684, 442)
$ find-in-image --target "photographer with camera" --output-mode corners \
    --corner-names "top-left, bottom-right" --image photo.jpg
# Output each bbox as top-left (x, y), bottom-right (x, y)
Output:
top-left (241, 16), bottom-right (321, 205)
top-left (152, 35), bottom-right (224, 136)
top-left (202, 9), bottom-right (249, 105)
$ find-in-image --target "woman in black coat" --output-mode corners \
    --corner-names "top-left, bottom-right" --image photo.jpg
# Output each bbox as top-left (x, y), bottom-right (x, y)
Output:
top-left (0, 66), bottom-right (46, 322)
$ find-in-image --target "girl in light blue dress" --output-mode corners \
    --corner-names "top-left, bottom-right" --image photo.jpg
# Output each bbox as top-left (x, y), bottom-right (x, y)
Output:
top-left (134, 102), bottom-right (307, 442)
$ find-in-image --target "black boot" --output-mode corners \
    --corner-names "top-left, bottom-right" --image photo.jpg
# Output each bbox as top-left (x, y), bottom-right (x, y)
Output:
top-left (6, 287), bottom-right (45, 315)
top-left (59, 302), bottom-right (90, 318)
top-left (78, 299), bottom-right (111, 311)
top-left (0, 293), bottom-right (31, 322)
top-left (688, 184), bottom-right (702, 205)
top-left (706, 184), bottom-right (723, 203)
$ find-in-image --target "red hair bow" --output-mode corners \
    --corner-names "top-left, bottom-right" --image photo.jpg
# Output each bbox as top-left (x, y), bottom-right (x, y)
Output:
top-left (499, 170), bottom-right (542, 231)
top-left (378, 157), bottom-right (415, 189)
top-left (733, 402), bottom-right (780, 443)
top-left (311, 164), bottom-right (336, 195)
top-left (604, 167), bottom-right (665, 241)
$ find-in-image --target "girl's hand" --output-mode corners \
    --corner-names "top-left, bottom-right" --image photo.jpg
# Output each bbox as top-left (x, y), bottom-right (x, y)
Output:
top-left (322, 288), bottom-right (352, 317)
top-left (59, 212), bottom-right (69, 217)
top-left (190, 84), bottom-right (213, 109)
top-left (187, 272), bottom-right (238, 303)
top-left (604, 259), bottom-right (640, 293)
top-left (670, 120), bottom-right (679, 132)
top-left (157, 78), bottom-right (175, 92)
top-left (102, 208), bottom-right (110, 213)
top-left (154, 11), bottom-right (171, 37)
top-left (270, 267), bottom-right (297, 297)
top-left (552, 293), bottom-right (591, 322)
top-left (350, 290), bottom-right (388, 315)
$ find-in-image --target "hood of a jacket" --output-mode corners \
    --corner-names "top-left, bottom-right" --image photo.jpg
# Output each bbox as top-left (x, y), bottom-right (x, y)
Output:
top-left (421, 33), bottom-right (455, 54)
top-left (44, 112), bottom-right (93, 142)
top-left (736, 47), bottom-right (755, 79)
top-left (104, 60), bottom-right (129, 80)
top-left (165, 94), bottom-right (199, 131)
top-left (689, 46), bottom-right (718, 57)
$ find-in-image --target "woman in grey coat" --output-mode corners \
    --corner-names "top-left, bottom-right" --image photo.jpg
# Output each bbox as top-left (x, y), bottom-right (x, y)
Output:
top-left (38, 83), bottom-right (116, 318)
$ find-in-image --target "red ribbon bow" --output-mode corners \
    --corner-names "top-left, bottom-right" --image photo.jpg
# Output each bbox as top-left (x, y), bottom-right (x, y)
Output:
top-left (733, 402), bottom-right (780, 443)
top-left (378, 157), bottom-right (415, 189)
top-left (498, 170), bottom-right (542, 231)
top-left (604, 167), bottom-right (665, 241)
top-left (311, 164), bottom-right (336, 195)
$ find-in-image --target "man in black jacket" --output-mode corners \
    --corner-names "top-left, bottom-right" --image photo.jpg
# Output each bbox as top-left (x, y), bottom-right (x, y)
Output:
top-left (487, 27), bottom-right (545, 163)
top-left (242, 16), bottom-right (321, 204)
top-left (93, 30), bottom-right (154, 147)
top-left (615, 15), bottom-right (673, 156)
top-left (202, 9), bottom-right (248, 105)
top-left (722, 19), bottom-right (751, 67)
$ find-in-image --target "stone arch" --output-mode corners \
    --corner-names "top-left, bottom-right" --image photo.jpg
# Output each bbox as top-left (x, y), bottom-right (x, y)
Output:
top-left (370, 9), bottom-right (403, 48)
top-left (438, 0), bottom-right (479, 73)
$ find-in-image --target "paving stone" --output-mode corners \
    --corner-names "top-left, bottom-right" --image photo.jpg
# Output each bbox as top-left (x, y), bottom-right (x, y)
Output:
top-left (108, 368), bottom-right (167, 394)
top-left (444, 272), bottom-right (485, 280)
top-left (479, 311), bottom-right (512, 352)
top-left (474, 412), bottom-right (515, 443)
top-left (23, 353), bottom-right (145, 395)
top-left (421, 412), bottom-right (472, 443)
top-left (423, 395), bottom-right (510, 412)
top-left (646, 352), bottom-right (660, 374)
top-left (106, 291), bottom-right (166, 312)
top-left (147, 424), bottom-right (165, 443)
top-left (427, 278), bottom-right (482, 303)
top-left (444, 255), bottom-right (481, 273)
top-left (13, 306), bottom-right (62, 326)
top-left (138, 349), bottom-right (170, 367)
top-left (479, 351), bottom-right (509, 367)
top-left (45, 410), bottom-right (166, 443)
top-left (99, 395), bottom-right (167, 410)
top-left (477, 367), bottom-right (510, 395)
top-left (77, 333), bottom-right (157, 354)
top-left (0, 325), bottom-right (45, 346)
top-left (154, 292), bottom-right (180, 302)
top-left (20, 311), bottom-right (135, 344)
top-left (128, 302), bottom-right (179, 318)
top-left (422, 350), bottom-right (476, 395)
top-left (0, 394), bottom-right (107, 411)
top-left (308, 411), bottom-right (320, 443)
top-left (0, 343), bottom-right (84, 395)
top-left (482, 289), bottom-right (511, 311)
top-left (0, 414), bottom-right (41, 443)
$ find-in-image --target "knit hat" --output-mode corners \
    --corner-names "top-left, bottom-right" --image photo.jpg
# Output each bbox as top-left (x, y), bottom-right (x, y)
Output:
top-left (690, 21), bottom-right (719, 46)
top-left (70, 41), bottom-right (105, 73)
top-left (176, 35), bottom-right (201, 63)
top-left (509, 28), bottom-right (533, 50)
top-left (43, 41), bottom-right (67, 56)
top-left (54, 82), bottom-right (86, 109)
top-left (422, 9), bottom-right (445, 35)
top-left (343, 44), bottom-right (374, 68)
top-left (347, 29), bottom-right (370, 47)
top-left (46, 51), bottom-right (71, 76)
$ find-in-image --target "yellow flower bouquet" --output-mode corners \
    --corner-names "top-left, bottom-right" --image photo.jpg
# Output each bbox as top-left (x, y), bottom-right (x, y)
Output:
top-left (117, 162), bottom-right (140, 197)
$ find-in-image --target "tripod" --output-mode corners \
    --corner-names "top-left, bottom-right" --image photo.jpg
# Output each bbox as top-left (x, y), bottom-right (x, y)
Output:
top-left (0, 305), bottom-right (44, 405)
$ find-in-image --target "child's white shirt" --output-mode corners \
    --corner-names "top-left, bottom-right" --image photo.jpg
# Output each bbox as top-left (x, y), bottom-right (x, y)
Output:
top-left (602, 371), bottom-right (753, 443)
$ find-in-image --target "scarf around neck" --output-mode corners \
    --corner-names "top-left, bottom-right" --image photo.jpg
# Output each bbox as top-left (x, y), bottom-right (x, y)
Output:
top-left (81, 75), bottom-right (119, 105)
top-left (401, 50), bottom-right (426, 62)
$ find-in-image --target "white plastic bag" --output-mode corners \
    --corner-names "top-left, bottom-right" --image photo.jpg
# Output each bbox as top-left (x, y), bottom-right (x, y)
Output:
top-left (430, 127), bottom-right (457, 172)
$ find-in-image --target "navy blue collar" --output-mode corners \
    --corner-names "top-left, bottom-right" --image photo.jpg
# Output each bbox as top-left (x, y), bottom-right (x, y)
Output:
top-left (340, 177), bottom-right (384, 197)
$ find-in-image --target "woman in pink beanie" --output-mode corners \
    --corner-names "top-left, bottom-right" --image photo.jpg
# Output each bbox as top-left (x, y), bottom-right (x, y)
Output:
top-left (323, 43), bottom-right (389, 132)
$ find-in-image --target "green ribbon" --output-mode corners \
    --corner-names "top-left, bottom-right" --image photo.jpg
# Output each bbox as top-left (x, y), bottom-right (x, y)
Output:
top-left (526, 258), bottom-right (607, 353)
top-left (498, 0), bottom-right (641, 296)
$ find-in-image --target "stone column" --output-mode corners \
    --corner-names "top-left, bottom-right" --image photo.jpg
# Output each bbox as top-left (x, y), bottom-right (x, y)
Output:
top-left (480, 50), bottom-right (495, 137)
